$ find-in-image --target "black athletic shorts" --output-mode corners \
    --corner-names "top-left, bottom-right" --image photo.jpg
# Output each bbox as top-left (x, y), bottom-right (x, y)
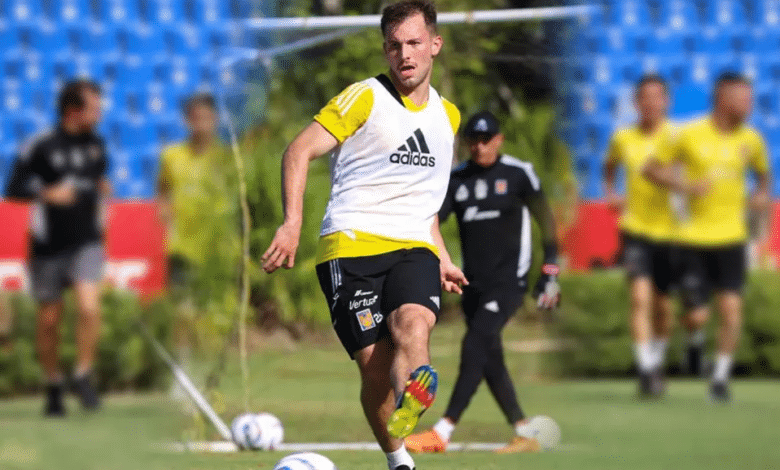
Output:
top-left (621, 232), bottom-right (679, 294)
top-left (461, 282), bottom-right (526, 337)
top-left (679, 244), bottom-right (746, 308)
top-left (316, 248), bottom-right (441, 359)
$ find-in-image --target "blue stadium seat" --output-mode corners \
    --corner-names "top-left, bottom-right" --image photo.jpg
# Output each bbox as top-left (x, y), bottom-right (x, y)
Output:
top-left (756, 85), bottom-right (780, 117)
top-left (153, 113), bottom-right (186, 145)
top-left (142, 0), bottom-right (185, 25)
top-left (190, 0), bottom-right (232, 25)
top-left (106, 113), bottom-right (156, 150)
top-left (752, 0), bottom-right (780, 28)
top-left (16, 20), bottom-right (67, 55)
top-left (6, 111), bottom-right (48, 145)
top-left (605, 0), bottom-right (652, 30)
top-left (574, 152), bottom-right (602, 199)
top-left (84, 21), bottom-right (120, 54)
top-left (162, 23), bottom-right (202, 56)
top-left (50, 0), bottom-right (93, 23)
top-left (751, 27), bottom-right (780, 57)
top-left (144, 83), bottom-right (171, 118)
top-left (94, 0), bottom-right (140, 26)
top-left (0, 22), bottom-right (19, 57)
top-left (116, 23), bottom-right (165, 58)
top-left (114, 56), bottom-right (155, 88)
top-left (659, 0), bottom-right (700, 31)
top-left (7, 0), bottom-right (41, 21)
top-left (705, 0), bottom-right (749, 29)
top-left (690, 27), bottom-right (732, 55)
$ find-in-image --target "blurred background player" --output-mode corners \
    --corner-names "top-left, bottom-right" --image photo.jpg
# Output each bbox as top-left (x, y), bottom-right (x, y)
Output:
top-left (156, 93), bottom-right (230, 379)
top-left (645, 72), bottom-right (770, 402)
top-left (603, 75), bottom-right (678, 397)
top-left (261, 2), bottom-right (466, 469)
top-left (405, 111), bottom-right (560, 454)
top-left (4, 79), bottom-right (109, 416)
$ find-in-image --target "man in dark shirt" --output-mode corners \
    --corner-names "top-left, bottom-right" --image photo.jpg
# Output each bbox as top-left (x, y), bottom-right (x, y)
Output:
top-left (5, 79), bottom-right (110, 416)
top-left (406, 111), bottom-right (560, 453)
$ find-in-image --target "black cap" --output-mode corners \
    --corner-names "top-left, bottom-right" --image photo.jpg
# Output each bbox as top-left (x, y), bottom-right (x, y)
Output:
top-left (463, 111), bottom-right (500, 138)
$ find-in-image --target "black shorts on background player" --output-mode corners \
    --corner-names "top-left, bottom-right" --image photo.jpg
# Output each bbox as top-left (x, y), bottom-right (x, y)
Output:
top-left (621, 232), bottom-right (678, 294)
top-left (316, 248), bottom-right (441, 359)
top-left (679, 244), bottom-right (746, 308)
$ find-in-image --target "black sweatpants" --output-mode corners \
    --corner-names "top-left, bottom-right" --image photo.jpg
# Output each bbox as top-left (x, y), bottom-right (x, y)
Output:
top-left (443, 284), bottom-right (525, 424)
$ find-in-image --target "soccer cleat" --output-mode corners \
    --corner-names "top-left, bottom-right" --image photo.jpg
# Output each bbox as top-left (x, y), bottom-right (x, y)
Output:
top-left (72, 372), bottom-right (101, 411)
top-left (494, 436), bottom-right (541, 454)
top-left (43, 383), bottom-right (66, 417)
top-left (393, 466), bottom-right (414, 470)
top-left (637, 372), bottom-right (655, 398)
top-left (387, 365), bottom-right (438, 439)
top-left (710, 381), bottom-right (731, 403)
top-left (405, 428), bottom-right (448, 453)
top-left (650, 368), bottom-right (667, 397)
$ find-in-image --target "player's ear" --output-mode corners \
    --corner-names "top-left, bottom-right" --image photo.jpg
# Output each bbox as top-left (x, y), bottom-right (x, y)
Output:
top-left (430, 33), bottom-right (443, 57)
top-left (494, 133), bottom-right (505, 146)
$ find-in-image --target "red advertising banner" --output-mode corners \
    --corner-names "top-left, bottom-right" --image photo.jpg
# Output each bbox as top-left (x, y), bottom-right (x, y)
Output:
top-left (0, 201), bottom-right (167, 299)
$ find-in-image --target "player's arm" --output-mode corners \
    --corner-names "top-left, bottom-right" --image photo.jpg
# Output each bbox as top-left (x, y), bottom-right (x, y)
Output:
top-left (527, 191), bottom-right (561, 310)
top-left (261, 122), bottom-right (338, 273)
top-left (643, 134), bottom-right (709, 196)
top-left (603, 134), bottom-right (624, 212)
top-left (749, 133), bottom-right (771, 212)
top-left (6, 142), bottom-right (75, 205)
top-left (156, 150), bottom-right (174, 224)
top-left (431, 214), bottom-right (468, 294)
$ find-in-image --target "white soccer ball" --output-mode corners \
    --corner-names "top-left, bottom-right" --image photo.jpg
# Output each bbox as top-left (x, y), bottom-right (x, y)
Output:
top-left (528, 415), bottom-right (561, 450)
top-left (254, 412), bottom-right (284, 450)
top-left (231, 412), bottom-right (284, 450)
top-left (273, 452), bottom-right (338, 470)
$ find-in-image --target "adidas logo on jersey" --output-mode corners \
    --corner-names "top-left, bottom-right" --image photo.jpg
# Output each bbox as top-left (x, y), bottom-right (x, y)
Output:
top-left (389, 129), bottom-right (436, 167)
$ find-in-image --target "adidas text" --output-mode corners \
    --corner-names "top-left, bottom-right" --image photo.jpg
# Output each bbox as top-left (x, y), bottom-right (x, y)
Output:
top-left (389, 152), bottom-right (436, 167)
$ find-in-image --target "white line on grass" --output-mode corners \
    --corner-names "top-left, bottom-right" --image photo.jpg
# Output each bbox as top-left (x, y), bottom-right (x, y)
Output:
top-left (160, 441), bottom-right (589, 453)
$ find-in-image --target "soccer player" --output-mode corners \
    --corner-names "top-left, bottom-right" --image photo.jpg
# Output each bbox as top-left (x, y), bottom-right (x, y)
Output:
top-left (603, 75), bottom-right (678, 397)
top-left (261, 2), bottom-right (466, 469)
top-left (156, 92), bottom-right (232, 396)
top-left (645, 72), bottom-right (770, 402)
top-left (4, 79), bottom-right (109, 415)
top-left (404, 111), bottom-right (560, 454)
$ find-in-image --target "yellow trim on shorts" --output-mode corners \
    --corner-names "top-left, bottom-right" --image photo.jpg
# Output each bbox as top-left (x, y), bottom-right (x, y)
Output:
top-left (316, 230), bottom-right (440, 264)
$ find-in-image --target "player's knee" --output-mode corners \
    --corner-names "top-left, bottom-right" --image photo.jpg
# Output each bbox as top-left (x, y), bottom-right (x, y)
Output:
top-left (389, 305), bottom-right (434, 347)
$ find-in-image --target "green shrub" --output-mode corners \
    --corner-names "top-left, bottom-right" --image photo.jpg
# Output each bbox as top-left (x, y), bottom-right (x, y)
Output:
top-left (0, 290), bottom-right (173, 397)
top-left (553, 270), bottom-right (780, 377)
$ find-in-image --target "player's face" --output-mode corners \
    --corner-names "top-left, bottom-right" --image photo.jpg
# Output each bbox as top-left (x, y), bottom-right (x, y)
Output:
top-left (79, 90), bottom-right (102, 131)
top-left (187, 104), bottom-right (217, 137)
top-left (635, 82), bottom-right (668, 125)
top-left (383, 13), bottom-right (442, 94)
top-left (467, 133), bottom-right (504, 167)
top-left (723, 83), bottom-right (753, 123)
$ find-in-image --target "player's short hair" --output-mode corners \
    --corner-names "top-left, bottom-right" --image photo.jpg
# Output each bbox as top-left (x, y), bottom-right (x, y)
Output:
top-left (381, 0), bottom-right (437, 37)
top-left (714, 71), bottom-right (751, 90)
top-left (57, 79), bottom-right (101, 118)
top-left (635, 74), bottom-right (668, 96)
top-left (183, 92), bottom-right (216, 116)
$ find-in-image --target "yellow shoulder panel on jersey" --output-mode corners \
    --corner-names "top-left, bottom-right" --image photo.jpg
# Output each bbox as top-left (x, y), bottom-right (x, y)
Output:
top-left (441, 98), bottom-right (461, 135)
top-left (314, 83), bottom-right (374, 143)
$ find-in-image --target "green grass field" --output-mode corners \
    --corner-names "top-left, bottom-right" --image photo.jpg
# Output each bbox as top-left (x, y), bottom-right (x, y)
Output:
top-left (2, 321), bottom-right (779, 470)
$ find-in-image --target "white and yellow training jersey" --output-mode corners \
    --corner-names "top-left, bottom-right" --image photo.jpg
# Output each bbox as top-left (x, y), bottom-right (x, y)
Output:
top-left (313, 74), bottom-right (460, 263)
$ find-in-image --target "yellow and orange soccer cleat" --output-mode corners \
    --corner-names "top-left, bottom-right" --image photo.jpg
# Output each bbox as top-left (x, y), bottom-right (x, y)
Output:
top-left (494, 436), bottom-right (541, 454)
top-left (404, 428), bottom-right (448, 453)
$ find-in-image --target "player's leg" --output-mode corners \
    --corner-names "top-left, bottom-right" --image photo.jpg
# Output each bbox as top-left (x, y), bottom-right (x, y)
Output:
top-left (315, 257), bottom-right (415, 469)
top-left (623, 234), bottom-right (656, 395)
top-left (31, 253), bottom-right (67, 416)
top-left (70, 243), bottom-right (105, 410)
top-left (679, 246), bottom-right (711, 377)
top-left (354, 337), bottom-right (416, 469)
top-left (480, 288), bottom-right (538, 453)
top-left (647, 242), bottom-right (677, 394)
top-left (709, 245), bottom-right (747, 402)
top-left (384, 249), bottom-right (441, 440)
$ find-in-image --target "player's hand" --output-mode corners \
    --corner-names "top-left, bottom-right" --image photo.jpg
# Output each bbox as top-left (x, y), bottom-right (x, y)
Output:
top-left (42, 181), bottom-right (77, 206)
top-left (605, 192), bottom-right (624, 213)
top-left (533, 264), bottom-right (561, 310)
top-left (441, 260), bottom-right (468, 294)
top-left (261, 221), bottom-right (301, 273)
top-left (686, 179), bottom-right (711, 197)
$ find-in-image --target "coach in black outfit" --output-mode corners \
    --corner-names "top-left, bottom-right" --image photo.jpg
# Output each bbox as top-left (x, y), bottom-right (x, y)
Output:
top-left (406, 111), bottom-right (560, 454)
top-left (5, 79), bottom-right (109, 416)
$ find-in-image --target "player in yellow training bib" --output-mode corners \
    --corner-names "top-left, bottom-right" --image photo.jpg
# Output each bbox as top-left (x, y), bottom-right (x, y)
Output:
top-left (645, 72), bottom-right (770, 402)
top-left (604, 75), bottom-right (678, 398)
top-left (261, 2), bottom-right (467, 469)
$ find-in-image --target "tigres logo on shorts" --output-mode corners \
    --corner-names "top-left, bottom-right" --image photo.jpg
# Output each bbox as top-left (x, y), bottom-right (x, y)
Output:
top-left (356, 309), bottom-right (376, 331)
